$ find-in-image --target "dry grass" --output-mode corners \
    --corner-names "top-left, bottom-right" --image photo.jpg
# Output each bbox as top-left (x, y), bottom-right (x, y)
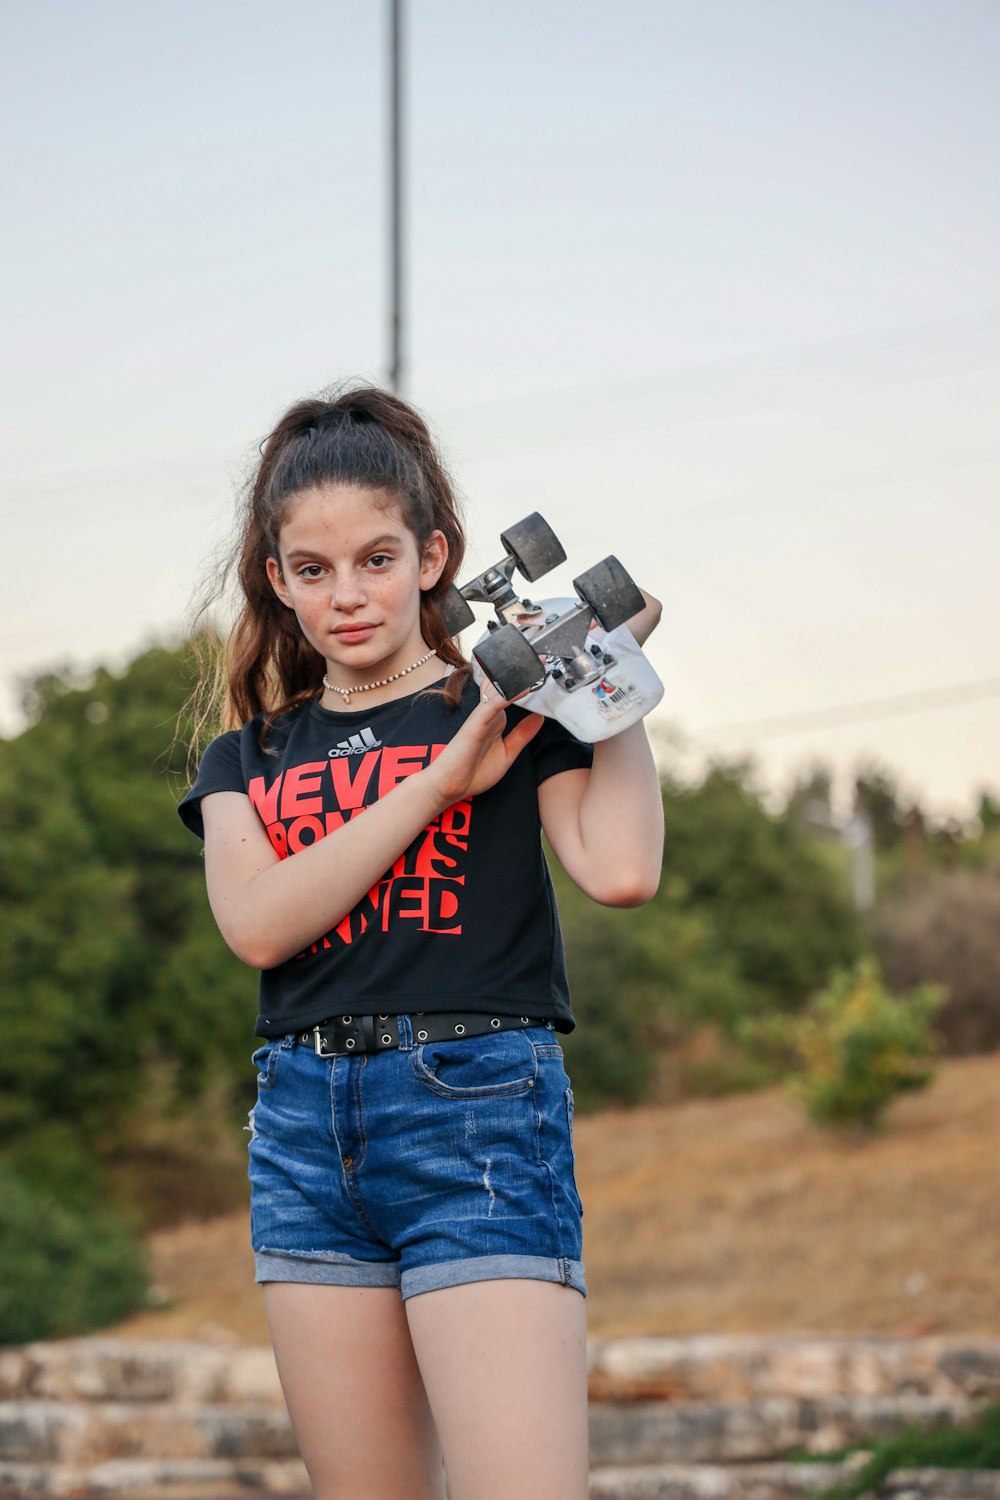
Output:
top-left (110, 1052), bottom-right (1000, 1345)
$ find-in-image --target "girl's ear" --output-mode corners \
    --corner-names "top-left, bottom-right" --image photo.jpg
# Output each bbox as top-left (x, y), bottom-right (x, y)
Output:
top-left (265, 555), bottom-right (294, 609)
top-left (419, 529), bottom-right (448, 592)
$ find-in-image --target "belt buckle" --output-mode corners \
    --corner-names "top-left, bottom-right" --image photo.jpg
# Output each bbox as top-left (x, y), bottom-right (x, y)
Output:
top-left (311, 1016), bottom-right (379, 1056)
top-left (311, 1024), bottom-right (338, 1058)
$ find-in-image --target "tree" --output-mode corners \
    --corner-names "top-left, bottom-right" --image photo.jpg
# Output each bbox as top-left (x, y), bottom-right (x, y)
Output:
top-left (853, 763), bottom-right (906, 853)
top-left (2, 642), bottom-right (254, 1143)
top-left (661, 763), bottom-right (861, 1015)
top-left (554, 761), bottom-right (863, 1106)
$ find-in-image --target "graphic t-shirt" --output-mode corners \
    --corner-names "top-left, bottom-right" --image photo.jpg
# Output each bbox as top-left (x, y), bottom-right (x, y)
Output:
top-left (178, 679), bottom-right (593, 1038)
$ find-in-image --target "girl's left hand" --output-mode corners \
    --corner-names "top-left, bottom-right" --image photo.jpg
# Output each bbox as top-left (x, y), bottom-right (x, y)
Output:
top-left (625, 588), bottom-right (662, 647)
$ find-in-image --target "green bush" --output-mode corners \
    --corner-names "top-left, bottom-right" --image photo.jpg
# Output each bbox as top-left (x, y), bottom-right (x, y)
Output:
top-left (0, 1159), bottom-right (147, 1345)
top-left (2, 1124), bottom-right (108, 1216)
top-left (741, 958), bottom-right (944, 1131)
top-left (796, 1400), bottom-right (1000, 1497)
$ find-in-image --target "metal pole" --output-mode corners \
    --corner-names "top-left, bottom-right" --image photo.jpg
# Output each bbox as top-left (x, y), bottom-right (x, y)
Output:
top-left (844, 811), bottom-right (876, 911)
top-left (389, 0), bottom-right (403, 392)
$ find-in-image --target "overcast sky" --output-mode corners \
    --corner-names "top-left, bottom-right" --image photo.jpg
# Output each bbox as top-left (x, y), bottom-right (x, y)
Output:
top-left (3, 0), bottom-right (998, 818)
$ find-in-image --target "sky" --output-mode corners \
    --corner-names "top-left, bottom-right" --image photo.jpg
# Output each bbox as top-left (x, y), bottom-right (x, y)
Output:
top-left (2, 0), bottom-right (999, 821)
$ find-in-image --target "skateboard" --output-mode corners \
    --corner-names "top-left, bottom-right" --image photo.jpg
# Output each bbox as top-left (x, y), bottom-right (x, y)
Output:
top-left (437, 512), bottom-right (664, 743)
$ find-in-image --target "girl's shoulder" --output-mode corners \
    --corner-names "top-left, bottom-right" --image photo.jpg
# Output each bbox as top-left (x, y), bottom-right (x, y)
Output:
top-left (177, 703), bottom-right (311, 839)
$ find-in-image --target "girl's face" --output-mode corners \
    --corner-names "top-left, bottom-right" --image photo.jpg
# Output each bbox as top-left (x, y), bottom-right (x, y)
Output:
top-left (266, 484), bottom-right (447, 686)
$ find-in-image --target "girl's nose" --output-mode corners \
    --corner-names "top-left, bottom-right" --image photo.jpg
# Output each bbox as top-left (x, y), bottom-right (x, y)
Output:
top-left (332, 569), bottom-right (367, 610)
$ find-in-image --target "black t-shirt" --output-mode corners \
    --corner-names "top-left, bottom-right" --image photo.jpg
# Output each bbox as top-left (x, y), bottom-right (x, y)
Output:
top-left (178, 679), bottom-right (593, 1037)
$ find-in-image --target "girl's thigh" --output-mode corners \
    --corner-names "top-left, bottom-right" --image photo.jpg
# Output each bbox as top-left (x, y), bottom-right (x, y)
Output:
top-left (404, 1278), bottom-right (589, 1500)
top-left (262, 1282), bottom-right (446, 1500)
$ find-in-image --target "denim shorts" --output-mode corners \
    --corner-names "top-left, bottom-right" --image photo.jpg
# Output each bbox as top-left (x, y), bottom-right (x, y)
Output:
top-left (247, 1015), bottom-right (586, 1301)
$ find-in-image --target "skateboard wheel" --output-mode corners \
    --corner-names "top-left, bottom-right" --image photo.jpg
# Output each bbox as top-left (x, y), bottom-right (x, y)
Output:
top-left (572, 556), bottom-right (645, 632)
top-left (436, 583), bottom-right (476, 636)
top-left (474, 624), bottom-right (546, 698)
top-left (499, 513), bottom-right (567, 582)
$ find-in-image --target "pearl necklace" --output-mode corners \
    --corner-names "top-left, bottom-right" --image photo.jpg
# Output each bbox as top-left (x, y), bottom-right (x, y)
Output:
top-left (322, 649), bottom-right (437, 705)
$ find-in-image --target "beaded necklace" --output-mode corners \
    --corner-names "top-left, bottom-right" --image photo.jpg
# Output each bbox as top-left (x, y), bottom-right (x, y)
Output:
top-left (322, 649), bottom-right (437, 705)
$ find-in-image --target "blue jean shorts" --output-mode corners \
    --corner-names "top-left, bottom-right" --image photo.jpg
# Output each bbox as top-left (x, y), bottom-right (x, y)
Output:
top-left (247, 1015), bottom-right (586, 1302)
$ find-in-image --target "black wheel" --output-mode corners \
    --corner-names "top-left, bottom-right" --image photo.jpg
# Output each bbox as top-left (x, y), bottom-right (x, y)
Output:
top-left (436, 584), bottom-right (476, 636)
top-left (500, 512), bottom-right (566, 582)
top-left (473, 624), bottom-right (546, 699)
top-left (572, 556), bottom-right (645, 632)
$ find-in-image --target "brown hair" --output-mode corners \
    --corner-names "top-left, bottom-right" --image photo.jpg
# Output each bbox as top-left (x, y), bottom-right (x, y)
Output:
top-left (188, 383), bottom-right (470, 753)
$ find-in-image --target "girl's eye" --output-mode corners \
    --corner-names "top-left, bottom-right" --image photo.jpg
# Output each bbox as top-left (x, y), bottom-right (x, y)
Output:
top-left (367, 553), bottom-right (392, 569)
top-left (297, 564), bottom-right (325, 579)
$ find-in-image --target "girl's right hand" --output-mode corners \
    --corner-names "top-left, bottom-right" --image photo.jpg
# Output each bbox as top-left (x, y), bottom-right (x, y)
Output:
top-left (426, 686), bottom-right (543, 807)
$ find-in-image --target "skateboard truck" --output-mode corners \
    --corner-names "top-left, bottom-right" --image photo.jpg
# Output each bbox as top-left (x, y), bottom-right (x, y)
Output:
top-left (437, 512), bottom-right (568, 635)
top-left (436, 514), bottom-right (659, 736)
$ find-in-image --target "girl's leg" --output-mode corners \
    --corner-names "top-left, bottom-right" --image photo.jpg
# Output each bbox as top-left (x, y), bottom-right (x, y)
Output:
top-left (262, 1282), bottom-right (447, 1500)
top-left (404, 1278), bottom-right (590, 1500)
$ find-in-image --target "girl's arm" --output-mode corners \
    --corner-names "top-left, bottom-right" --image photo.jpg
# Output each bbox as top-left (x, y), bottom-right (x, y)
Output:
top-left (202, 699), bottom-right (541, 970)
top-left (537, 589), bottom-right (665, 907)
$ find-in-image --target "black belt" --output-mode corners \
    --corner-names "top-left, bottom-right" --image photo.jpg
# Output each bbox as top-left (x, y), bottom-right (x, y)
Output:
top-left (296, 1011), bottom-right (551, 1058)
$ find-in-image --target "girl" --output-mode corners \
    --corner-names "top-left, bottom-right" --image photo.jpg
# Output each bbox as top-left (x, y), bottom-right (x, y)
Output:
top-left (179, 384), bottom-right (664, 1500)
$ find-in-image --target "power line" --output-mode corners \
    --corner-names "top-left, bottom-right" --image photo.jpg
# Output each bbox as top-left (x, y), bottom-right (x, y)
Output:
top-left (692, 675), bottom-right (1000, 741)
top-left (439, 304), bottom-right (1000, 421)
top-left (7, 308), bottom-right (999, 503)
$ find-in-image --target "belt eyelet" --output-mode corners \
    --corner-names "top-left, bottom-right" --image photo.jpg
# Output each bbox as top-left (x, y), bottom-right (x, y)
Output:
top-left (381, 1034), bottom-right (392, 1045)
top-left (378, 1014), bottom-right (388, 1021)
top-left (342, 1016), bottom-right (352, 1025)
top-left (454, 1023), bottom-right (466, 1035)
top-left (417, 1029), bottom-right (428, 1041)
top-left (491, 1018), bottom-right (501, 1028)
top-left (345, 1038), bottom-right (355, 1049)
top-left (520, 1016), bottom-right (529, 1023)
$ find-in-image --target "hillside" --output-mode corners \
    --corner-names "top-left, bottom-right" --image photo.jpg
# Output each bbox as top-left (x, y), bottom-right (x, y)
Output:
top-left (109, 1052), bottom-right (1000, 1343)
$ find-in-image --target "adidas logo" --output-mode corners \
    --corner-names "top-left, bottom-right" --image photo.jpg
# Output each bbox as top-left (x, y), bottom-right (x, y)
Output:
top-left (329, 727), bottom-right (382, 758)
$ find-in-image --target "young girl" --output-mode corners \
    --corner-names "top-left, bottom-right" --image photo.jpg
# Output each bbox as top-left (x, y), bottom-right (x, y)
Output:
top-left (179, 385), bottom-right (664, 1500)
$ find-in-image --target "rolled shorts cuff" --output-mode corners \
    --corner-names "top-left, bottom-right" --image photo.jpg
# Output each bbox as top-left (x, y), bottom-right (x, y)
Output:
top-left (254, 1248), bottom-right (587, 1299)
top-left (401, 1254), bottom-right (587, 1301)
top-left (255, 1248), bottom-right (401, 1288)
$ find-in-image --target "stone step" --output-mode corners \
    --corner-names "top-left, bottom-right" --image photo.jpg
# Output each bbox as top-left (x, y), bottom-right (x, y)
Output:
top-left (589, 1393), bottom-right (980, 1466)
top-left (586, 1333), bottom-right (1000, 1404)
top-left (0, 1393), bottom-right (985, 1467)
top-left (0, 1344), bottom-right (283, 1408)
top-left (3, 1458), bottom-right (1000, 1499)
top-left (4, 1335), bottom-right (1000, 1407)
top-left (0, 1458), bottom-right (310, 1498)
top-left (589, 1463), bottom-right (1000, 1499)
top-left (0, 1403), bottom-right (298, 1466)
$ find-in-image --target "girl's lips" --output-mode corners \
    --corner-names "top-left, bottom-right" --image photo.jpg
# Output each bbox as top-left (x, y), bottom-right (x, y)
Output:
top-left (333, 624), bottom-right (377, 641)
